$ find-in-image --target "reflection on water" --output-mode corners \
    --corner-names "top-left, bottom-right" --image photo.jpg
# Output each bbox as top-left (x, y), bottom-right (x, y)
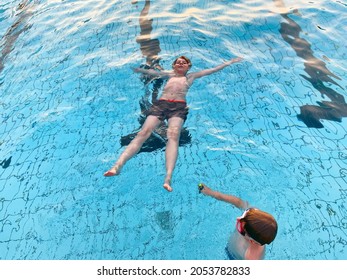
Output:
top-left (0, 1), bottom-right (33, 168)
top-left (275, 0), bottom-right (347, 128)
top-left (135, 0), bottom-right (161, 65)
top-left (0, 0), bottom-right (346, 261)
top-left (0, 1), bottom-right (33, 74)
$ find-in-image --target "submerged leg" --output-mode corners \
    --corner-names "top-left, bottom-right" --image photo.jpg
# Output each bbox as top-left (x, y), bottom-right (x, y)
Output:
top-left (104, 115), bottom-right (161, 176)
top-left (163, 117), bottom-right (184, 192)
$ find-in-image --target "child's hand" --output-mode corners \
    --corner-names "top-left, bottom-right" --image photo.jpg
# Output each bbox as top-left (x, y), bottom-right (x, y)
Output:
top-left (226, 57), bottom-right (243, 64)
top-left (198, 183), bottom-right (205, 193)
top-left (198, 183), bottom-right (211, 195)
top-left (232, 57), bottom-right (243, 63)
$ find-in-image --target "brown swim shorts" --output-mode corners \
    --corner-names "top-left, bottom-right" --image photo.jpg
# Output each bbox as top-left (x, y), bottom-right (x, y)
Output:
top-left (147, 99), bottom-right (189, 121)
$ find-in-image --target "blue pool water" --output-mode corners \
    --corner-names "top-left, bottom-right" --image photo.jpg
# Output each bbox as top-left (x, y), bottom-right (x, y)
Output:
top-left (0, 0), bottom-right (346, 260)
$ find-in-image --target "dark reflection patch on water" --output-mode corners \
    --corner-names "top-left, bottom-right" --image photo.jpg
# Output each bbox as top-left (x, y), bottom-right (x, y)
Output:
top-left (0, 1), bottom-right (34, 74)
top-left (275, 0), bottom-right (347, 128)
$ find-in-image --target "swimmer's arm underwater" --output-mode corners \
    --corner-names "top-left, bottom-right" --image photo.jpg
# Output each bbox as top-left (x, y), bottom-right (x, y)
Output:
top-left (198, 183), bottom-right (248, 210)
top-left (133, 67), bottom-right (172, 78)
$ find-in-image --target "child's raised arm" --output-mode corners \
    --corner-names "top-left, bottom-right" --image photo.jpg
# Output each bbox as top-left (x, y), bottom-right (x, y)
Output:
top-left (189, 57), bottom-right (243, 80)
top-left (198, 183), bottom-right (248, 210)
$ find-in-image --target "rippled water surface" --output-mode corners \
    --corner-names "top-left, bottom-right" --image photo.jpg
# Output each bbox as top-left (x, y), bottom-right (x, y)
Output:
top-left (1, 0), bottom-right (347, 260)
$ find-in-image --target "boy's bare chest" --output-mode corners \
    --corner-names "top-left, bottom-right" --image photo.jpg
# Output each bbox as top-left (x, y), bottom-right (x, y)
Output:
top-left (165, 76), bottom-right (189, 91)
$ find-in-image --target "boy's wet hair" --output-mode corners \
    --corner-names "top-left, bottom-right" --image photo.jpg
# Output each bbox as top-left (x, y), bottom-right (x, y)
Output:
top-left (242, 208), bottom-right (278, 245)
top-left (172, 56), bottom-right (192, 69)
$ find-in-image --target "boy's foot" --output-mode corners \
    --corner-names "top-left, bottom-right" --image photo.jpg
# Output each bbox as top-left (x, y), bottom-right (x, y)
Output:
top-left (163, 183), bottom-right (173, 192)
top-left (104, 165), bottom-right (122, 177)
top-left (163, 176), bottom-right (173, 192)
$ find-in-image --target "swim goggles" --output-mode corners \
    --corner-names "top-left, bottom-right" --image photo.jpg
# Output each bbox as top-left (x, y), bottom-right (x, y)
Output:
top-left (236, 208), bottom-right (254, 236)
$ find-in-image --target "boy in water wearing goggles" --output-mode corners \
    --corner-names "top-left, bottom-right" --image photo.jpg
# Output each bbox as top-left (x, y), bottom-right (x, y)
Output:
top-left (198, 183), bottom-right (278, 260)
top-left (104, 56), bottom-right (242, 192)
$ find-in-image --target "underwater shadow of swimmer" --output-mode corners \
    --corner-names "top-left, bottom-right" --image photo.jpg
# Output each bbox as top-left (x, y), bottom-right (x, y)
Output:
top-left (120, 64), bottom-right (192, 152)
top-left (121, 127), bottom-right (192, 152)
top-left (155, 210), bottom-right (175, 232)
top-left (277, 2), bottom-right (347, 128)
top-left (0, 1), bottom-right (33, 74)
top-left (121, 0), bottom-right (191, 153)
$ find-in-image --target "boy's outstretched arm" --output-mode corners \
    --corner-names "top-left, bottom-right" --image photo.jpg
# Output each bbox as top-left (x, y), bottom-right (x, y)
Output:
top-left (189, 57), bottom-right (243, 79)
top-left (199, 183), bottom-right (248, 210)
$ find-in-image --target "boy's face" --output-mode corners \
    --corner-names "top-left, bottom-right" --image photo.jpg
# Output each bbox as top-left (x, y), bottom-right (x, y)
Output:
top-left (173, 58), bottom-right (190, 74)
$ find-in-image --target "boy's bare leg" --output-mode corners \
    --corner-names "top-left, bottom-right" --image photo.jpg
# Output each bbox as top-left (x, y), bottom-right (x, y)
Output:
top-left (163, 117), bottom-right (184, 192)
top-left (104, 116), bottom-right (161, 176)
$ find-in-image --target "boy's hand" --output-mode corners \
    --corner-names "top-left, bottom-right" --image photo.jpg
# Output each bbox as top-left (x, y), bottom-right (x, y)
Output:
top-left (232, 57), bottom-right (243, 63)
top-left (226, 57), bottom-right (243, 65)
top-left (198, 183), bottom-right (212, 195)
